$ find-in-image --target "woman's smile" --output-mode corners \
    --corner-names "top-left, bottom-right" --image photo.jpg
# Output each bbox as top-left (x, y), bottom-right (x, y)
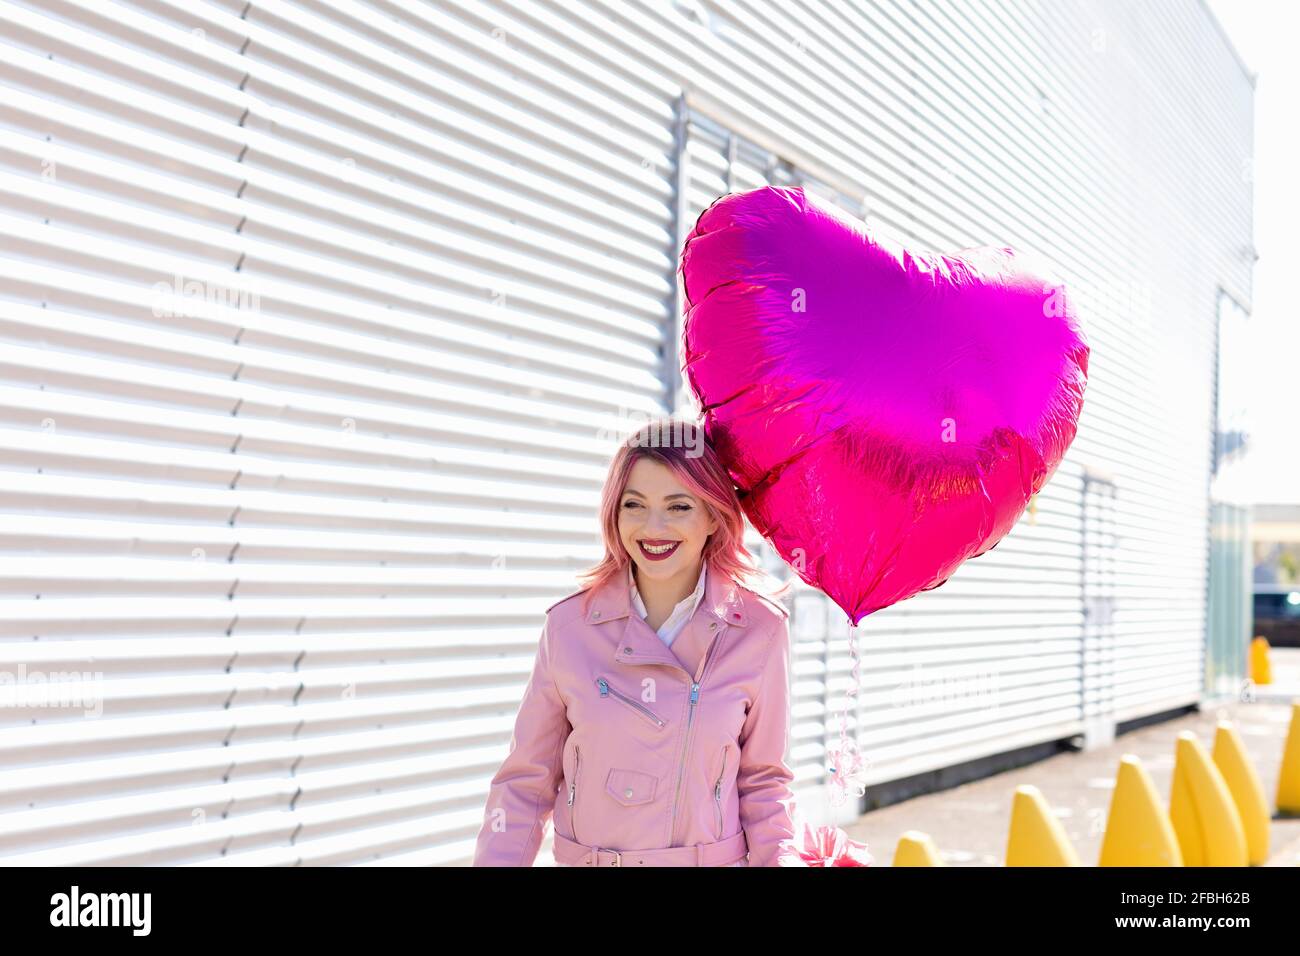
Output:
top-left (638, 539), bottom-right (681, 560)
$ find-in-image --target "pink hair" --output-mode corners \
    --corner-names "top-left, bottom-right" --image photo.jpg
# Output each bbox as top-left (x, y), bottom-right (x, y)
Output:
top-left (575, 417), bottom-right (792, 616)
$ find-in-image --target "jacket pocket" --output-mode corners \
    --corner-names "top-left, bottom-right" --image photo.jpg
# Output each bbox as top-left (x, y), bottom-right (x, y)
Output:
top-left (606, 767), bottom-right (657, 806)
top-left (712, 744), bottom-right (730, 840)
top-left (595, 676), bottom-right (665, 729)
top-left (566, 744), bottom-right (582, 844)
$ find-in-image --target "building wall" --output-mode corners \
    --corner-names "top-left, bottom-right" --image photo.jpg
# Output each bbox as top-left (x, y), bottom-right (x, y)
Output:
top-left (0, 0), bottom-right (1253, 863)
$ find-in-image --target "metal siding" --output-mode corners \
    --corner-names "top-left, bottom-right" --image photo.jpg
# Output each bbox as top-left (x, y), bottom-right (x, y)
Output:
top-left (0, 0), bottom-right (672, 865)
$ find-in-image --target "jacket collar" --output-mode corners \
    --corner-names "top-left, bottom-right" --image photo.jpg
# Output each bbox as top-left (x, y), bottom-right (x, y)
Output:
top-left (585, 562), bottom-right (750, 673)
top-left (584, 562), bottom-right (749, 627)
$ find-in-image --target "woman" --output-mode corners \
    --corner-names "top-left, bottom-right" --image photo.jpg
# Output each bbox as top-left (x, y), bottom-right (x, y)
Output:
top-left (472, 418), bottom-right (804, 866)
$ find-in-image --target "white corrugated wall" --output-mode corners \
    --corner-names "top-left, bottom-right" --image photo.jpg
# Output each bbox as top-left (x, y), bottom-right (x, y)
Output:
top-left (0, 0), bottom-right (1252, 864)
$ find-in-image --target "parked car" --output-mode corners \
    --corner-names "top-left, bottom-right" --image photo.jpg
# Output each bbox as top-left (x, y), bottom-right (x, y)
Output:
top-left (1253, 585), bottom-right (1300, 648)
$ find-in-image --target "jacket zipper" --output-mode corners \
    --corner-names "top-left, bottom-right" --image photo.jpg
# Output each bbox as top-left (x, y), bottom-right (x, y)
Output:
top-left (667, 629), bottom-right (723, 846)
top-left (596, 676), bottom-right (666, 728)
top-left (567, 744), bottom-right (582, 845)
top-left (667, 680), bottom-right (701, 846)
top-left (713, 744), bottom-right (728, 840)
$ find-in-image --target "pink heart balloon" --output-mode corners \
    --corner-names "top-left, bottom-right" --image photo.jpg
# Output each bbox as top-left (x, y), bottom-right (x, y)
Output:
top-left (679, 186), bottom-right (1089, 625)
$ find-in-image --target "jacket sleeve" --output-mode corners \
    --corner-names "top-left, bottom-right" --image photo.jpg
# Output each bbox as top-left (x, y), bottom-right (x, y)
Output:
top-left (472, 614), bottom-right (570, 866)
top-left (735, 616), bottom-right (801, 866)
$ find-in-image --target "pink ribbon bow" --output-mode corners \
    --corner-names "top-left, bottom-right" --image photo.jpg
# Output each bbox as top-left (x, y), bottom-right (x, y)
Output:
top-left (777, 823), bottom-right (874, 867)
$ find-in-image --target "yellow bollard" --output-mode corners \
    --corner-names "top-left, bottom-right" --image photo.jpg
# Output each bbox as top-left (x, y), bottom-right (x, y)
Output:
top-left (1279, 701), bottom-right (1300, 816)
top-left (1099, 755), bottom-right (1183, 866)
top-left (1005, 785), bottom-right (1081, 866)
top-left (1212, 721), bottom-right (1271, 863)
top-left (1250, 637), bottom-right (1272, 685)
top-left (1168, 731), bottom-right (1248, 865)
top-left (892, 830), bottom-right (945, 866)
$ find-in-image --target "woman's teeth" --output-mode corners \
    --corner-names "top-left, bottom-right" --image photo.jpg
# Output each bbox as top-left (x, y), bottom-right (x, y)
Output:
top-left (639, 540), bottom-right (681, 559)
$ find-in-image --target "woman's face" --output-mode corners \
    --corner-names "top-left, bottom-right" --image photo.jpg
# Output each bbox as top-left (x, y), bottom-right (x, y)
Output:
top-left (617, 457), bottom-right (719, 586)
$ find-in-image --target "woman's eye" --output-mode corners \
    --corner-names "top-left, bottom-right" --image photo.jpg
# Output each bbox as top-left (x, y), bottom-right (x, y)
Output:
top-left (622, 500), bottom-right (641, 509)
top-left (670, 504), bottom-right (691, 512)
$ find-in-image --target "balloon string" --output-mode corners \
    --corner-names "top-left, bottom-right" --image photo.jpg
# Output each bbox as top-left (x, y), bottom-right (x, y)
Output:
top-left (826, 615), bottom-right (869, 807)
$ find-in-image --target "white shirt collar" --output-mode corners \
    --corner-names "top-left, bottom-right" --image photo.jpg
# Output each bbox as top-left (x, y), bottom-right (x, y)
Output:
top-left (629, 561), bottom-right (708, 647)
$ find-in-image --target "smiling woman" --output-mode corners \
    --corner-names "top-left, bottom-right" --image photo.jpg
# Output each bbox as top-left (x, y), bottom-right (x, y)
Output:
top-left (471, 418), bottom-right (801, 867)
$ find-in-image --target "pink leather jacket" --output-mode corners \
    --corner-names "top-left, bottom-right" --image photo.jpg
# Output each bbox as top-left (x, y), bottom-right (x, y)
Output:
top-left (472, 565), bottom-right (802, 866)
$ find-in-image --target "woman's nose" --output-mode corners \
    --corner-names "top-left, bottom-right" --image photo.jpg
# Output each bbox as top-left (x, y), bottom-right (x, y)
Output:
top-left (642, 511), bottom-right (669, 534)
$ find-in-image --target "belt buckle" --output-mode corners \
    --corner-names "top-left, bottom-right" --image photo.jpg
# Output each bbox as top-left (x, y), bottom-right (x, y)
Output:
top-left (586, 847), bottom-right (622, 867)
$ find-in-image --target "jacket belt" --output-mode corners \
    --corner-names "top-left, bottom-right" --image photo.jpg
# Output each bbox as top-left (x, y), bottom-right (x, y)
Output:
top-left (552, 830), bottom-right (749, 867)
